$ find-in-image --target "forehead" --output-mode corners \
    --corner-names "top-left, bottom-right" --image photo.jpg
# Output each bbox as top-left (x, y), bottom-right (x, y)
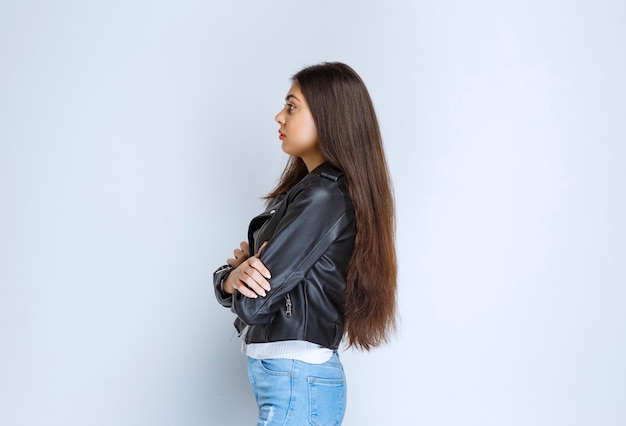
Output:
top-left (285, 82), bottom-right (306, 102)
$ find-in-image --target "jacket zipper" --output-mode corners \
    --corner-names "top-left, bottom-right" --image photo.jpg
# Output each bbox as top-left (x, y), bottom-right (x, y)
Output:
top-left (285, 294), bottom-right (292, 317)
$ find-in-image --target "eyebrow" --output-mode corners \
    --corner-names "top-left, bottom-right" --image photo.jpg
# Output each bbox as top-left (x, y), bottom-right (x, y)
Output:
top-left (285, 94), bottom-right (302, 102)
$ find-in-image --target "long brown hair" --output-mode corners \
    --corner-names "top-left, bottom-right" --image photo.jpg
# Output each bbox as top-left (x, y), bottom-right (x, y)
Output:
top-left (268, 62), bottom-right (397, 350)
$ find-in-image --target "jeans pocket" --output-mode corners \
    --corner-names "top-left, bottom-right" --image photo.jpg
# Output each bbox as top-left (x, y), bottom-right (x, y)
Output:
top-left (259, 358), bottom-right (293, 376)
top-left (308, 377), bottom-right (346, 426)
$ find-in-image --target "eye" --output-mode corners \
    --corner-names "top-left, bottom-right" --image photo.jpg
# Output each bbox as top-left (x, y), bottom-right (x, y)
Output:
top-left (285, 103), bottom-right (296, 113)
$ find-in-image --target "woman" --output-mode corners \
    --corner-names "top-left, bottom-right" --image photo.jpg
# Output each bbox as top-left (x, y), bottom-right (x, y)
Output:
top-left (213, 62), bottom-right (396, 425)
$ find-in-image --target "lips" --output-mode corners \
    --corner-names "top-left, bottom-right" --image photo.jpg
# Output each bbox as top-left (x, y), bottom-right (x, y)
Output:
top-left (278, 130), bottom-right (285, 140)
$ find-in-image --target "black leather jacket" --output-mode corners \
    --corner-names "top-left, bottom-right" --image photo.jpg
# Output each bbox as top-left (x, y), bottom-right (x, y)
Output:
top-left (213, 162), bottom-right (355, 349)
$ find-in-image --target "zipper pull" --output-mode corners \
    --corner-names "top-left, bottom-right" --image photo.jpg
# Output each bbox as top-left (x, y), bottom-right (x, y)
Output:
top-left (285, 294), bottom-right (292, 317)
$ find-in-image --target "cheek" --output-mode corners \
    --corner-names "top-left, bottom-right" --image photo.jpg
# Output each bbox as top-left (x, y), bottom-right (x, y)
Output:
top-left (302, 120), bottom-right (318, 142)
top-left (282, 117), bottom-right (319, 156)
top-left (294, 116), bottom-right (318, 144)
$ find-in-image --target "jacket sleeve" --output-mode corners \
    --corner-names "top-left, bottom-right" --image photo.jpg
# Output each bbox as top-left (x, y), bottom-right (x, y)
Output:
top-left (213, 265), bottom-right (234, 307)
top-left (231, 181), bottom-right (349, 324)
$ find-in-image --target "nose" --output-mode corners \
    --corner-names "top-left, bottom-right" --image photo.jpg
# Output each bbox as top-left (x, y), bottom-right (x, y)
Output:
top-left (275, 107), bottom-right (286, 124)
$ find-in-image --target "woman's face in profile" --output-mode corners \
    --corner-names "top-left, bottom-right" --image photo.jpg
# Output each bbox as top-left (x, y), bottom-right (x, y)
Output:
top-left (275, 82), bottom-right (321, 163)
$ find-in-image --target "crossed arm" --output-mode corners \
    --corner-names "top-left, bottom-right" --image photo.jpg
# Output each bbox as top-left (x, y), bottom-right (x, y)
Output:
top-left (221, 241), bottom-right (271, 299)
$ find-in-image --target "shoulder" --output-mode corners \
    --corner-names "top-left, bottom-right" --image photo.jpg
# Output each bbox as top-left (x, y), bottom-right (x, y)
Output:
top-left (290, 163), bottom-right (349, 201)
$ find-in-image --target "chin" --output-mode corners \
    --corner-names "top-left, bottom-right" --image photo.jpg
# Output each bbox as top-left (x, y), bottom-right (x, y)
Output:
top-left (281, 142), bottom-right (293, 155)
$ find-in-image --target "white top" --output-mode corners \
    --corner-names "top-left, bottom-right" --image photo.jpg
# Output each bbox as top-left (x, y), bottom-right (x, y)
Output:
top-left (244, 340), bottom-right (334, 364)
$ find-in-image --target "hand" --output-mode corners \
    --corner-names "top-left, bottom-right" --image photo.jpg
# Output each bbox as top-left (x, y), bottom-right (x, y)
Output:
top-left (222, 242), bottom-right (271, 298)
top-left (227, 241), bottom-right (250, 268)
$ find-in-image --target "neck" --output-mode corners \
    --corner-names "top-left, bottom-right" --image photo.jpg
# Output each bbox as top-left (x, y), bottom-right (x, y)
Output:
top-left (302, 152), bottom-right (326, 172)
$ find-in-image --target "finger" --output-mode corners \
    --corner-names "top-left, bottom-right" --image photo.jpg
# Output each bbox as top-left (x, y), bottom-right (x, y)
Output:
top-left (233, 280), bottom-right (259, 299)
top-left (234, 245), bottom-right (250, 261)
top-left (249, 257), bottom-right (271, 280)
top-left (240, 270), bottom-right (268, 297)
top-left (255, 241), bottom-right (269, 257)
top-left (227, 257), bottom-right (237, 267)
top-left (247, 267), bottom-right (271, 292)
top-left (240, 241), bottom-right (250, 256)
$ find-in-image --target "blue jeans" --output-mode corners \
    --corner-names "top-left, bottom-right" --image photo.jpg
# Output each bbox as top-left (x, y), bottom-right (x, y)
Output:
top-left (247, 352), bottom-right (347, 425)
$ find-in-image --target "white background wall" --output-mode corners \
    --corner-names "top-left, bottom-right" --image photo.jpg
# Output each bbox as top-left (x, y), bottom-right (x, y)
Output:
top-left (1, 1), bottom-right (624, 425)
